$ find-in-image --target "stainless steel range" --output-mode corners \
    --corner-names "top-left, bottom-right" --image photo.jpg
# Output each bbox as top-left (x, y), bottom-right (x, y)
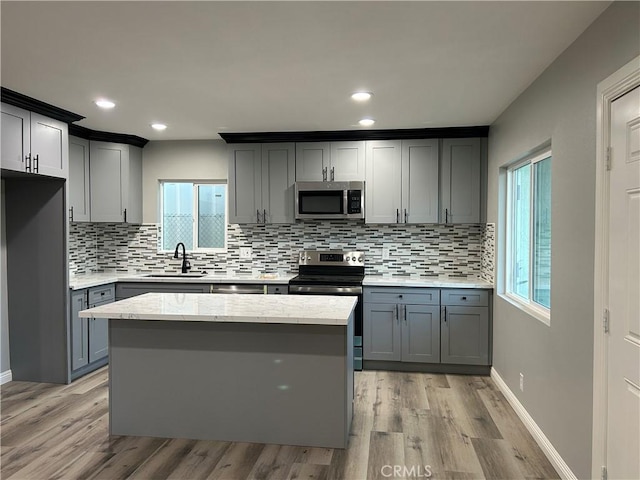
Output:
top-left (288, 250), bottom-right (365, 370)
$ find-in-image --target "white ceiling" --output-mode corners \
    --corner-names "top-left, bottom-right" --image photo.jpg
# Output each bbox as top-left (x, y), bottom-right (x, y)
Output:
top-left (1, 1), bottom-right (610, 141)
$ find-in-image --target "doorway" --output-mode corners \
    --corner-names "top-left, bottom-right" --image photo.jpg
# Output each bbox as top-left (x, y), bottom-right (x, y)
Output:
top-left (593, 56), bottom-right (640, 480)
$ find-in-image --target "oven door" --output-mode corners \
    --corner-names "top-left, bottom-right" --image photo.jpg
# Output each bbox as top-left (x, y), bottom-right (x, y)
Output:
top-left (288, 285), bottom-right (363, 370)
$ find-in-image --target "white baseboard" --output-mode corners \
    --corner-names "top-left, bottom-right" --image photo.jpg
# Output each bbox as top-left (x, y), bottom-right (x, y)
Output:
top-left (490, 367), bottom-right (577, 480)
top-left (0, 369), bottom-right (12, 385)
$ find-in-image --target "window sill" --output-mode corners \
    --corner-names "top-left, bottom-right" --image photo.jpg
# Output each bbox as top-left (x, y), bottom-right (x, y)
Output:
top-left (498, 293), bottom-right (551, 326)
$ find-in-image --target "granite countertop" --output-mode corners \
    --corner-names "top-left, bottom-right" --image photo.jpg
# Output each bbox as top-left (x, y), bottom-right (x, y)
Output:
top-left (79, 292), bottom-right (357, 325)
top-left (363, 275), bottom-right (493, 289)
top-left (69, 272), bottom-right (296, 290)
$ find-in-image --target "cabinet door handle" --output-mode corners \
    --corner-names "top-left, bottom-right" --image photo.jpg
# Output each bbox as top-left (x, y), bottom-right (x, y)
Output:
top-left (396, 209), bottom-right (400, 223)
top-left (404, 209), bottom-right (408, 223)
top-left (442, 305), bottom-right (447, 322)
top-left (445, 208), bottom-right (449, 223)
top-left (69, 206), bottom-right (74, 222)
top-left (330, 167), bottom-right (335, 181)
top-left (25, 153), bottom-right (32, 172)
top-left (322, 167), bottom-right (327, 181)
top-left (124, 208), bottom-right (127, 223)
top-left (461, 296), bottom-right (467, 301)
top-left (263, 209), bottom-right (267, 224)
top-left (33, 154), bottom-right (39, 173)
top-left (394, 304), bottom-right (399, 324)
top-left (403, 304), bottom-right (407, 323)
top-left (257, 209), bottom-right (261, 223)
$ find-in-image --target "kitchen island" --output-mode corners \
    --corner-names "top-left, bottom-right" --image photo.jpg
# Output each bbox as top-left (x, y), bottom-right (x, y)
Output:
top-left (79, 293), bottom-right (356, 448)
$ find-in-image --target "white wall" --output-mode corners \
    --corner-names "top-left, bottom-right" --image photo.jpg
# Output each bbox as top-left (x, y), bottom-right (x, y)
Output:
top-left (142, 140), bottom-right (228, 223)
top-left (487, 2), bottom-right (639, 478)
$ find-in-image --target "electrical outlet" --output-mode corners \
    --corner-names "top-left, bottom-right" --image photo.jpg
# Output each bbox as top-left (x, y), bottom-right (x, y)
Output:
top-left (240, 247), bottom-right (252, 259)
top-left (519, 373), bottom-right (524, 392)
top-left (382, 246), bottom-right (391, 260)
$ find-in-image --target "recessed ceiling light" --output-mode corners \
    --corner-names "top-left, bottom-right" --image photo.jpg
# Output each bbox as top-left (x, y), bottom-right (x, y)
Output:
top-left (351, 92), bottom-right (372, 102)
top-left (151, 123), bottom-right (168, 131)
top-left (359, 118), bottom-right (375, 127)
top-left (95, 99), bottom-right (115, 109)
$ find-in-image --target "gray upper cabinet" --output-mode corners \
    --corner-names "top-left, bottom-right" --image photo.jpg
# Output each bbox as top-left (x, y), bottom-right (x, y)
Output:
top-left (295, 142), bottom-right (330, 181)
top-left (68, 136), bottom-right (91, 222)
top-left (228, 144), bottom-right (262, 223)
top-left (330, 141), bottom-right (365, 181)
top-left (402, 139), bottom-right (439, 223)
top-left (228, 143), bottom-right (295, 224)
top-left (440, 138), bottom-right (482, 223)
top-left (1, 103), bottom-right (68, 179)
top-left (295, 141), bottom-right (365, 182)
top-left (365, 140), bottom-right (402, 224)
top-left (366, 139), bottom-right (438, 224)
top-left (261, 143), bottom-right (296, 224)
top-left (89, 141), bottom-right (142, 223)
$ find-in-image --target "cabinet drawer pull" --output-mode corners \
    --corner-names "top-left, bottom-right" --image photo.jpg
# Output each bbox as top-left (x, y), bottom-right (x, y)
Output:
top-left (33, 154), bottom-right (39, 173)
top-left (462, 296), bottom-right (467, 301)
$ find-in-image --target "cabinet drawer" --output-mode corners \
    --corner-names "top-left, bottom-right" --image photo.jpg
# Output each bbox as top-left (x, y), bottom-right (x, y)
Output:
top-left (88, 284), bottom-right (115, 305)
top-left (364, 287), bottom-right (439, 305)
top-left (441, 289), bottom-right (489, 307)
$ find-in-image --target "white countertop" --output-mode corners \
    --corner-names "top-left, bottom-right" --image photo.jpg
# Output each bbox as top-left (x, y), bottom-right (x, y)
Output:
top-left (69, 272), bottom-right (296, 290)
top-left (79, 292), bottom-right (357, 325)
top-left (363, 275), bottom-right (493, 289)
top-left (69, 272), bottom-right (493, 290)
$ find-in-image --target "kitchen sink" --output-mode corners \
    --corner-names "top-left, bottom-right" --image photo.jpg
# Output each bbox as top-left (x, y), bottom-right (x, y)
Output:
top-left (144, 273), bottom-right (207, 278)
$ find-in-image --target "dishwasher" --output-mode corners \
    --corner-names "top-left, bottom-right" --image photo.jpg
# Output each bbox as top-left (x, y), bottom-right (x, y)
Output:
top-left (210, 284), bottom-right (266, 294)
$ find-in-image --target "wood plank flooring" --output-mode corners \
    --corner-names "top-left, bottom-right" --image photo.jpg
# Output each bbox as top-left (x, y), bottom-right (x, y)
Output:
top-left (1, 368), bottom-right (559, 479)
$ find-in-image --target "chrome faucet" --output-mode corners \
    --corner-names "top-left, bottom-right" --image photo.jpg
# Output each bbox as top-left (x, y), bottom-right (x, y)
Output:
top-left (173, 242), bottom-right (191, 273)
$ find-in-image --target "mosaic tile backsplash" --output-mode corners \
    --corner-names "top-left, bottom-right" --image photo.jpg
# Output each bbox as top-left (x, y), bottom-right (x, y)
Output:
top-left (69, 221), bottom-right (495, 283)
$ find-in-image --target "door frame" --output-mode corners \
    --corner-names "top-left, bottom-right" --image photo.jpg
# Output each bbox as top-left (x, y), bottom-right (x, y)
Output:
top-left (592, 55), bottom-right (640, 479)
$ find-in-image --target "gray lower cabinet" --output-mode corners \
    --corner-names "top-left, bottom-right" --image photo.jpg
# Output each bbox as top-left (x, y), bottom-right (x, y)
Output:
top-left (71, 290), bottom-right (89, 371)
top-left (364, 286), bottom-right (492, 368)
top-left (70, 284), bottom-right (115, 379)
top-left (116, 282), bottom-right (211, 300)
top-left (441, 289), bottom-right (491, 365)
top-left (363, 287), bottom-right (440, 363)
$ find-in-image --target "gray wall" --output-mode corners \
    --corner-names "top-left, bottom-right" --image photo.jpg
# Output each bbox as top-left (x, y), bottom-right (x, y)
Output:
top-left (1, 180), bottom-right (10, 375)
top-left (487, 2), bottom-right (639, 478)
top-left (142, 140), bottom-right (228, 223)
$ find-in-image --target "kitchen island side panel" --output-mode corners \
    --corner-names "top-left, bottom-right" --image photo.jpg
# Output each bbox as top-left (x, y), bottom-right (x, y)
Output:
top-left (109, 316), bottom-right (353, 448)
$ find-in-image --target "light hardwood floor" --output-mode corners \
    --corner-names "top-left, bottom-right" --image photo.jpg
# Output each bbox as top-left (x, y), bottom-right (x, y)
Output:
top-left (1, 368), bottom-right (559, 479)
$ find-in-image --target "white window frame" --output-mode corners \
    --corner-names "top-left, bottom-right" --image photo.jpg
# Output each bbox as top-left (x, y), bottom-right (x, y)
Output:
top-left (503, 148), bottom-right (552, 325)
top-left (158, 180), bottom-right (228, 253)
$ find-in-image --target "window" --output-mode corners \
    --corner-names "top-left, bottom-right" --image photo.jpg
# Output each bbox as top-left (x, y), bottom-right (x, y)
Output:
top-left (160, 181), bottom-right (227, 251)
top-left (506, 149), bottom-right (551, 318)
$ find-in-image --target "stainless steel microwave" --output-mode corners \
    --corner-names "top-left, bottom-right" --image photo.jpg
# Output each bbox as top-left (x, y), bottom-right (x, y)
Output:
top-left (295, 181), bottom-right (364, 220)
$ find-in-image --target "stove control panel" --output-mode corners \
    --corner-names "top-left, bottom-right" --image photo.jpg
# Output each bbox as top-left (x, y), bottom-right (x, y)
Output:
top-left (299, 250), bottom-right (365, 266)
